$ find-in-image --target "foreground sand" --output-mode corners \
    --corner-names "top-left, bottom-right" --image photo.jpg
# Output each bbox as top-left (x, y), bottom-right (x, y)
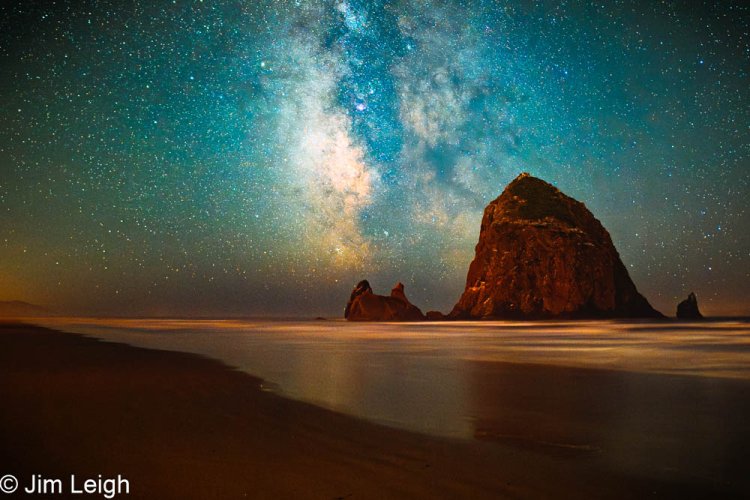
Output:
top-left (0, 323), bottom-right (746, 499)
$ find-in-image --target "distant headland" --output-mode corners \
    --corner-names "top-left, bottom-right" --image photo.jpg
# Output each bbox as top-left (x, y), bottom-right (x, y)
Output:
top-left (0, 301), bottom-right (53, 318)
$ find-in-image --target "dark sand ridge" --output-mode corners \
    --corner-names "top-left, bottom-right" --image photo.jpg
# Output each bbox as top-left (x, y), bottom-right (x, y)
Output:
top-left (1, 323), bottom-right (748, 499)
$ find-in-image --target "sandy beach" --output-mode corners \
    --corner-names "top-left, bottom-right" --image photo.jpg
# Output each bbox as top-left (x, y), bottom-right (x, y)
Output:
top-left (1, 322), bottom-right (748, 499)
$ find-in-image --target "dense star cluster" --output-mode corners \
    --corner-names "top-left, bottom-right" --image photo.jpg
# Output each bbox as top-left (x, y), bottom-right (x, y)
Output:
top-left (0, 0), bottom-right (748, 316)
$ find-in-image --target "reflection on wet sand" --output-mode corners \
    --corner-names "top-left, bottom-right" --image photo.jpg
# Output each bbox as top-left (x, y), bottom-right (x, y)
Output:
top-left (35, 318), bottom-right (750, 434)
top-left (467, 361), bottom-right (750, 490)
top-left (32, 317), bottom-right (750, 494)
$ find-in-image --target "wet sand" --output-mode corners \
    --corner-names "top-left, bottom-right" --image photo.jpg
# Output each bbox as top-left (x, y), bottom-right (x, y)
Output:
top-left (1, 322), bottom-right (748, 499)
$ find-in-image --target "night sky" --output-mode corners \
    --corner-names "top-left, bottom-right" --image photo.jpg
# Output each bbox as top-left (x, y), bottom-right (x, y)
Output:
top-left (1, 0), bottom-right (748, 317)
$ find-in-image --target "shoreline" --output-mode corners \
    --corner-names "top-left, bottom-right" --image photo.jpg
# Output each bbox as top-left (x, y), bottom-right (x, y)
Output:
top-left (1, 322), bottom-right (747, 498)
top-left (34, 316), bottom-right (750, 383)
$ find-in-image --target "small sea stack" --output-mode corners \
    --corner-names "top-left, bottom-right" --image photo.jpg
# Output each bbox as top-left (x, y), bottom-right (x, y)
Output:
top-left (345, 280), bottom-right (425, 321)
top-left (676, 292), bottom-right (704, 319)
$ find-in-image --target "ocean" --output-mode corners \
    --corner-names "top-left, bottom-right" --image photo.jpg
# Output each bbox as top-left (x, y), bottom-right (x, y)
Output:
top-left (37, 317), bottom-right (750, 490)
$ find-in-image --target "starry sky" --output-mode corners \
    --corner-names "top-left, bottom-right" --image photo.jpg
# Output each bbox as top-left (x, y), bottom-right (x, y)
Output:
top-left (0, 0), bottom-right (748, 317)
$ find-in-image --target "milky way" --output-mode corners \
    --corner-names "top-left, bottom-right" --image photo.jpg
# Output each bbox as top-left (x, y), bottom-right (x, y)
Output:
top-left (1, 1), bottom-right (748, 316)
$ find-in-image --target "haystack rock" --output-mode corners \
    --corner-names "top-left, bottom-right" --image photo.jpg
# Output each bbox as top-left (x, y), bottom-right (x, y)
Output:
top-left (450, 173), bottom-right (663, 319)
top-left (345, 280), bottom-right (425, 321)
top-left (676, 292), bottom-right (703, 319)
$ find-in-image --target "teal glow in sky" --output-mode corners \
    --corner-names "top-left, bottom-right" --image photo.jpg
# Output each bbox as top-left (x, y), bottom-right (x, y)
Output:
top-left (1, 0), bottom-right (748, 316)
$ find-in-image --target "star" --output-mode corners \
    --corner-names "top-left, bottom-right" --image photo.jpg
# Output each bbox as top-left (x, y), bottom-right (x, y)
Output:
top-left (0, 0), bottom-right (746, 316)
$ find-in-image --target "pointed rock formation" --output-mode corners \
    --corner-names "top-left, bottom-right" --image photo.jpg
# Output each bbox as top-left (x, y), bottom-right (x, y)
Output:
top-left (345, 281), bottom-right (425, 321)
top-left (450, 173), bottom-right (663, 319)
top-left (344, 280), bottom-right (372, 319)
top-left (676, 292), bottom-right (703, 319)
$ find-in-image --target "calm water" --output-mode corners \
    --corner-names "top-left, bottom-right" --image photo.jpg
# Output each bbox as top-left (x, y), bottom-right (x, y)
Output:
top-left (31, 318), bottom-right (750, 492)
top-left (37, 318), bottom-right (750, 438)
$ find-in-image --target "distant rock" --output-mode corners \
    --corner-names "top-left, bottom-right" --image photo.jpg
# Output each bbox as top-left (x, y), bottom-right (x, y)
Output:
top-left (450, 173), bottom-right (663, 319)
top-left (676, 292), bottom-right (703, 319)
top-left (345, 281), bottom-right (425, 321)
top-left (0, 300), bottom-right (52, 318)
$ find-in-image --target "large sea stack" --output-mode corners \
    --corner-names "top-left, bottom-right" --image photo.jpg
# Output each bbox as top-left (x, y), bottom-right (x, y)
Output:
top-left (450, 173), bottom-right (663, 319)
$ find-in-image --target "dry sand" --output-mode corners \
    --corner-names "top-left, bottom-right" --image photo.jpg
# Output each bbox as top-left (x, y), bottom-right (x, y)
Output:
top-left (0, 322), bottom-right (746, 499)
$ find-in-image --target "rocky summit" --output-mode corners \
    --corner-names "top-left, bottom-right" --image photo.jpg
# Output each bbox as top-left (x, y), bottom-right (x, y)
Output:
top-left (450, 173), bottom-right (663, 319)
top-left (345, 280), bottom-right (425, 321)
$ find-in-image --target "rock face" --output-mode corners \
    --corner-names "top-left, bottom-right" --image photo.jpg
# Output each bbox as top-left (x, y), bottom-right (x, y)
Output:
top-left (676, 292), bottom-right (703, 319)
top-left (344, 280), bottom-right (372, 319)
top-left (345, 280), bottom-right (425, 321)
top-left (450, 173), bottom-right (663, 319)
